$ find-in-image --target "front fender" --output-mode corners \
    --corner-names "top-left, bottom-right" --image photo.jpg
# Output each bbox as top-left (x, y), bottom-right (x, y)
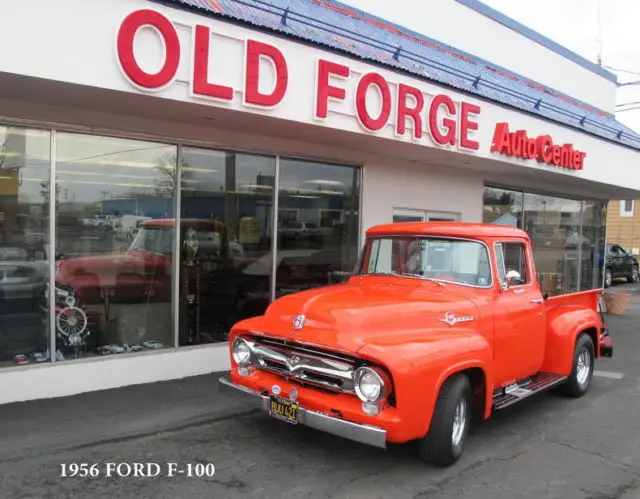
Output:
top-left (357, 328), bottom-right (494, 442)
top-left (541, 306), bottom-right (602, 376)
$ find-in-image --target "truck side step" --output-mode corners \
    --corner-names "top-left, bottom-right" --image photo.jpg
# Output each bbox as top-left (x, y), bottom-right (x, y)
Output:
top-left (492, 372), bottom-right (567, 410)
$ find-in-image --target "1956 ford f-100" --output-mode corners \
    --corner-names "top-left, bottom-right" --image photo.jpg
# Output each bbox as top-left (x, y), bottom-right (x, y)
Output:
top-left (219, 222), bottom-right (613, 466)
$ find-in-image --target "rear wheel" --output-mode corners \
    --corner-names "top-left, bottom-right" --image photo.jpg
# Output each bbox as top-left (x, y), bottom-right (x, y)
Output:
top-left (558, 333), bottom-right (595, 398)
top-left (604, 268), bottom-right (613, 288)
top-left (419, 373), bottom-right (472, 467)
top-left (628, 265), bottom-right (639, 283)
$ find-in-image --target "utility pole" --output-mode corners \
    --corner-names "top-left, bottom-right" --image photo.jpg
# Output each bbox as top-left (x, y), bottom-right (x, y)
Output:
top-left (596, 0), bottom-right (603, 66)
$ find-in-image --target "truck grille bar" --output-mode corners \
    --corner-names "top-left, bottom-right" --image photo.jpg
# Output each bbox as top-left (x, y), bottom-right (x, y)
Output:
top-left (243, 336), bottom-right (357, 393)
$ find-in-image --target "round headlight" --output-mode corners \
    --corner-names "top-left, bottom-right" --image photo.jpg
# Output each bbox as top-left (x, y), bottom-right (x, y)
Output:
top-left (354, 367), bottom-right (385, 402)
top-left (232, 338), bottom-right (251, 366)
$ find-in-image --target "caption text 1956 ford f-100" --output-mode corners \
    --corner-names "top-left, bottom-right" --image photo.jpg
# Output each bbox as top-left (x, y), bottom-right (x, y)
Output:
top-left (218, 222), bottom-right (613, 467)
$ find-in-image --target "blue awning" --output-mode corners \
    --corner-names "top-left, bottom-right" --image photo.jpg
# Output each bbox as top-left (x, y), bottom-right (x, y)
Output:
top-left (153, 0), bottom-right (640, 151)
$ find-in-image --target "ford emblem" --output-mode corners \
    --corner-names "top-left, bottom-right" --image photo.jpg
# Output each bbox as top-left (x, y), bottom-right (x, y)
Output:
top-left (293, 314), bottom-right (306, 330)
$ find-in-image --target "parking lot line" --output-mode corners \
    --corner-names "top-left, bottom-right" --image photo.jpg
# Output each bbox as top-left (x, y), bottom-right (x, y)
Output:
top-left (593, 370), bottom-right (625, 379)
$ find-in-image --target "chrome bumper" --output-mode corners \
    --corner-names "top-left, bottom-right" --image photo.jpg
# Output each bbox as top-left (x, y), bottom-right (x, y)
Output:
top-left (218, 377), bottom-right (387, 449)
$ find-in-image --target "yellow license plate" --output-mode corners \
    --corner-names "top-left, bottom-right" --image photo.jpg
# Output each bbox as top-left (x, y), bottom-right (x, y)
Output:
top-left (269, 395), bottom-right (299, 424)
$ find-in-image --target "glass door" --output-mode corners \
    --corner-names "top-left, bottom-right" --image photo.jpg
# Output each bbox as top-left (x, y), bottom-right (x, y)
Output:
top-left (426, 211), bottom-right (460, 222)
top-left (393, 208), bottom-right (426, 223)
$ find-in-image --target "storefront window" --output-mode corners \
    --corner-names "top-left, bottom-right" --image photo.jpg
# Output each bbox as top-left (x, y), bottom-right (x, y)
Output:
top-left (580, 200), bottom-right (607, 290)
top-left (0, 126), bottom-right (51, 368)
top-left (54, 133), bottom-right (176, 360)
top-left (523, 193), bottom-right (582, 296)
top-left (483, 187), bottom-right (523, 228)
top-left (484, 186), bottom-right (607, 295)
top-left (178, 148), bottom-right (275, 346)
top-left (277, 159), bottom-right (361, 294)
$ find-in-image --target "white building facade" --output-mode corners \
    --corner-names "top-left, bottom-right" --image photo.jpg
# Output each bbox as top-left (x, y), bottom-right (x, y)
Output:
top-left (0, 0), bottom-right (639, 404)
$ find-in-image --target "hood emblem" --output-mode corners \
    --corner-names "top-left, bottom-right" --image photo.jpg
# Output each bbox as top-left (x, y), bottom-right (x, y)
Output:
top-left (293, 314), bottom-right (306, 330)
top-left (440, 311), bottom-right (475, 326)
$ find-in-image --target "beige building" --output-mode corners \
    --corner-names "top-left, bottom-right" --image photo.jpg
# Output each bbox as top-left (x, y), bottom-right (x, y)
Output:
top-left (607, 200), bottom-right (640, 255)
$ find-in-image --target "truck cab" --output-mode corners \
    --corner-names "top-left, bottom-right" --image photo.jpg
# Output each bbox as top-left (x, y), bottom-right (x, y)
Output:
top-left (219, 222), bottom-right (613, 467)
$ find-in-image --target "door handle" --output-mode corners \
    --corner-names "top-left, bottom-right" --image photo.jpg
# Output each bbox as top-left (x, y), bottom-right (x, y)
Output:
top-left (531, 298), bottom-right (544, 304)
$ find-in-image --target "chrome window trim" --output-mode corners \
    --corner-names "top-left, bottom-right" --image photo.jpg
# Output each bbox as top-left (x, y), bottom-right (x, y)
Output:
top-left (493, 240), bottom-right (534, 289)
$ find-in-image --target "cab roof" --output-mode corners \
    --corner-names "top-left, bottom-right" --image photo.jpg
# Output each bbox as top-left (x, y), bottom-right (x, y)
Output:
top-left (366, 221), bottom-right (530, 240)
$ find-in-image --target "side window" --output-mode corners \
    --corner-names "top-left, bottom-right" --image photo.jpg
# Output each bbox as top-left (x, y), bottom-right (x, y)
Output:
top-left (609, 245), bottom-right (619, 256)
top-left (495, 242), bottom-right (529, 285)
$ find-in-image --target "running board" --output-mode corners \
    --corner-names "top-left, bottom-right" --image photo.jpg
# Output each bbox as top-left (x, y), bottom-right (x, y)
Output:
top-left (492, 372), bottom-right (567, 410)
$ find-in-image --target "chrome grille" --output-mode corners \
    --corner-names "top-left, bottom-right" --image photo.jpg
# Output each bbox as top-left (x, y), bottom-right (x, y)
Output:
top-left (243, 336), bottom-right (357, 393)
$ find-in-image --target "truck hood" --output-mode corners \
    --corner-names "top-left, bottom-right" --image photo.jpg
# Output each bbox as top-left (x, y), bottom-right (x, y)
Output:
top-left (255, 277), bottom-right (481, 354)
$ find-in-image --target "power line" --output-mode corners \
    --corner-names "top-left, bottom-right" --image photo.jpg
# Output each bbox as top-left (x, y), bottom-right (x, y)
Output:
top-left (616, 100), bottom-right (640, 108)
top-left (616, 105), bottom-right (640, 113)
top-left (604, 65), bottom-right (640, 76)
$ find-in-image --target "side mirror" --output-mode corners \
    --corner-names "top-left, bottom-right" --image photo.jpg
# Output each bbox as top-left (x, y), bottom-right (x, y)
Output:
top-left (503, 269), bottom-right (522, 290)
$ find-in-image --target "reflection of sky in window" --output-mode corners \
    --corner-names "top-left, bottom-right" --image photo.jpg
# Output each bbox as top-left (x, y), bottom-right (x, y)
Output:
top-left (0, 127), bottom-right (51, 204)
top-left (523, 193), bottom-right (581, 213)
top-left (55, 133), bottom-right (176, 203)
top-left (1, 130), bottom-right (359, 205)
top-left (180, 148), bottom-right (275, 194)
top-left (279, 159), bottom-right (358, 196)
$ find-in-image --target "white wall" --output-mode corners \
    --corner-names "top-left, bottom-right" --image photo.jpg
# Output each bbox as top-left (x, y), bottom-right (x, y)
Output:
top-left (341, 0), bottom-right (617, 113)
top-left (0, 0), bottom-right (635, 193)
top-left (362, 160), bottom-right (484, 232)
top-left (0, 345), bottom-right (230, 405)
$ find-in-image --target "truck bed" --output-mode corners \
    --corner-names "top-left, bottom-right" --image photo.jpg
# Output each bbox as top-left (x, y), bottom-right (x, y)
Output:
top-left (544, 288), bottom-right (603, 313)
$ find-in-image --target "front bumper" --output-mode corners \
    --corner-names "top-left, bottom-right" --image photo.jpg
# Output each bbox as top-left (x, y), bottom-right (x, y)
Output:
top-left (218, 377), bottom-right (387, 449)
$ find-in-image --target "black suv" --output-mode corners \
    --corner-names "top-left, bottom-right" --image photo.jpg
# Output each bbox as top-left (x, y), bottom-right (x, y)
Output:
top-left (604, 243), bottom-right (639, 287)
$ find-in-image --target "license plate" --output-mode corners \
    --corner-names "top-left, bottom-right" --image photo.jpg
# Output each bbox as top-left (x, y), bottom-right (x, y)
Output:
top-left (269, 395), bottom-right (299, 424)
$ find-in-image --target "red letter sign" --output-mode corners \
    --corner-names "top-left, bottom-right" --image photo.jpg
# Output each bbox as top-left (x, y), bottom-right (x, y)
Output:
top-left (117, 10), bottom-right (180, 89)
top-left (459, 102), bottom-right (481, 150)
top-left (429, 94), bottom-right (457, 146)
top-left (315, 59), bottom-right (350, 119)
top-left (192, 24), bottom-right (234, 101)
top-left (244, 40), bottom-right (289, 107)
top-left (356, 73), bottom-right (392, 131)
top-left (396, 84), bottom-right (424, 139)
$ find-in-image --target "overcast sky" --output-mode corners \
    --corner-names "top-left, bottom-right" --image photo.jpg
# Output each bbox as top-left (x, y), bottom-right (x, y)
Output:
top-left (482, 0), bottom-right (640, 131)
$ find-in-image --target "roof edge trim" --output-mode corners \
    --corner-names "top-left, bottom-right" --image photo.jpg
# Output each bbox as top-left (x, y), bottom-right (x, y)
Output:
top-left (455, 0), bottom-right (618, 83)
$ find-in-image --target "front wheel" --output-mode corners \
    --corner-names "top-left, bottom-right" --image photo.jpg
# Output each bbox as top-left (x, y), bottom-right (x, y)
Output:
top-left (418, 373), bottom-right (472, 467)
top-left (558, 333), bottom-right (595, 398)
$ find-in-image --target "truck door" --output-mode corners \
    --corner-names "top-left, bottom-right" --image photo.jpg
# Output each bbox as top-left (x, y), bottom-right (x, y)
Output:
top-left (492, 241), bottom-right (546, 386)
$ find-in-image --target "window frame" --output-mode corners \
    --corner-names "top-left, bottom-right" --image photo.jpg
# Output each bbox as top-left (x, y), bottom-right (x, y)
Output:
top-left (620, 200), bottom-right (635, 217)
top-left (493, 240), bottom-right (531, 288)
top-left (359, 235), bottom-right (494, 289)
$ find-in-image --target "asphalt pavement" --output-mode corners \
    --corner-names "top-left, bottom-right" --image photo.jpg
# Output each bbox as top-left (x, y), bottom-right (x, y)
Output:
top-left (1, 282), bottom-right (640, 499)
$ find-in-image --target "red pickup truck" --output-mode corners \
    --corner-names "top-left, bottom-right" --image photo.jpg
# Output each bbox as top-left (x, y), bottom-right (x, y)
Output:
top-left (219, 222), bottom-right (613, 466)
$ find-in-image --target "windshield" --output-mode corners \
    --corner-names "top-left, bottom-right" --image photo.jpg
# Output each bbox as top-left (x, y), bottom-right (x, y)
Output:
top-left (129, 227), bottom-right (173, 255)
top-left (359, 236), bottom-right (492, 287)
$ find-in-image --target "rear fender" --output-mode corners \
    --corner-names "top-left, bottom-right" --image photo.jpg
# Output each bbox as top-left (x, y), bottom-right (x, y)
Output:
top-left (540, 306), bottom-right (602, 376)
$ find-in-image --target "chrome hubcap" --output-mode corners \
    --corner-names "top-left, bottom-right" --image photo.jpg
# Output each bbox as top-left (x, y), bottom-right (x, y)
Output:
top-left (576, 350), bottom-right (591, 386)
top-left (451, 398), bottom-right (467, 447)
top-left (633, 268), bottom-right (639, 281)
